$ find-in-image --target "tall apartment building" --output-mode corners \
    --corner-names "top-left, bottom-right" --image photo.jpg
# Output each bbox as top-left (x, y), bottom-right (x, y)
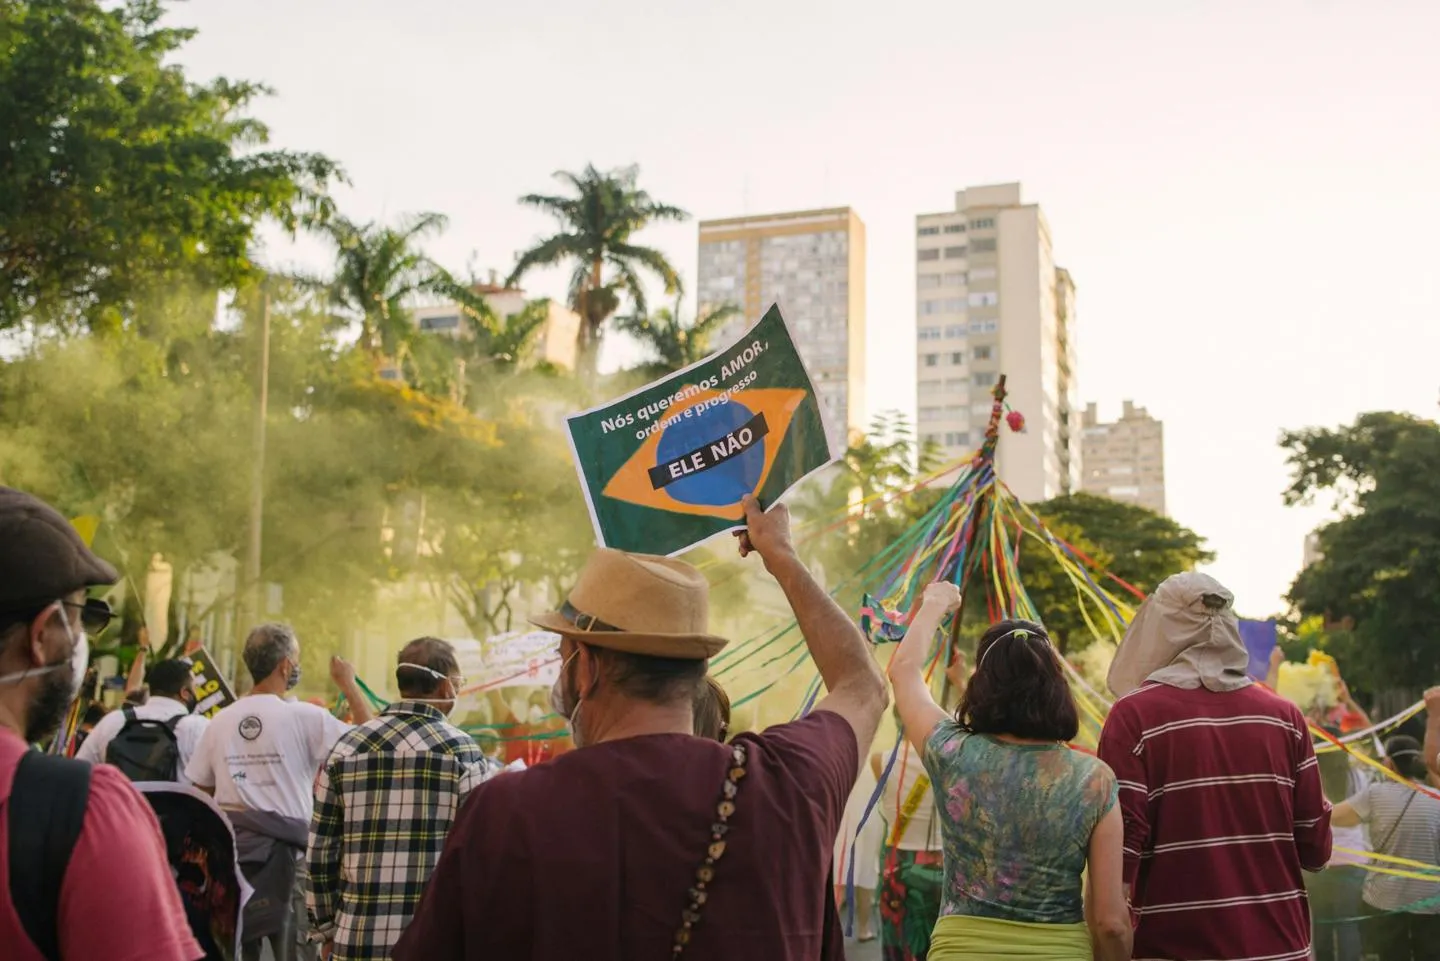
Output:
top-left (696, 208), bottom-right (866, 449)
top-left (915, 183), bottom-right (1079, 502)
top-left (1080, 401), bottom-right (1166, 514)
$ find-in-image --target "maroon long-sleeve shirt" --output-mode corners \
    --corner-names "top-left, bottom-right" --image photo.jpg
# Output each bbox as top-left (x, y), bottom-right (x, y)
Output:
top-left (1097, 683), bottom-right (1332, 961)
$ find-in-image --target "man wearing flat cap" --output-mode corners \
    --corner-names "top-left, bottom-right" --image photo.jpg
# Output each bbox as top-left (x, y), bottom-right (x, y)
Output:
top-left (396, 496), bottom-right (888, 961)
top-left (0, 486), bottom-right (201, 960)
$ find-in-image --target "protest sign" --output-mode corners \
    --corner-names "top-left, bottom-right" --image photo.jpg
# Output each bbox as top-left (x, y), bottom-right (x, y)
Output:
top-left (476, 630), bottom-right (561, 689)
top-left (188, 646), bottom-right (237, 718)
top-left (566, 304), bottom-right (838, 556)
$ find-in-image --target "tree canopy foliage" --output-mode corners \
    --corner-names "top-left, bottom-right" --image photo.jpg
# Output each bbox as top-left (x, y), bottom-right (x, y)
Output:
top-left (0, 0), bottom-right (341, 330)
top-left (615, 298), bottom-right (741, 379)
top-left (1023, 493), bottom-right (1214, 652)
top-left (1283, 412), bottom-right (1440, 688)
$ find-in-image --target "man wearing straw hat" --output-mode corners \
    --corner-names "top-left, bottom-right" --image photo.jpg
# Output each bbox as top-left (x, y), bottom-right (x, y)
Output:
top-left (396, 495), bottom-right (888, 961)
top-left (1098, 571), bottom-right (1332, 961)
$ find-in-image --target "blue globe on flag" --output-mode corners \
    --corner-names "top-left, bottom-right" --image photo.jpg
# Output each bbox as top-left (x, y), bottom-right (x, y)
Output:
top-left (655, 400), bottom-right (764, 507)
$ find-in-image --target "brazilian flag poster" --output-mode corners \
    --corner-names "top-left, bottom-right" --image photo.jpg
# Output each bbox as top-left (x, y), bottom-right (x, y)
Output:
top-left (566, 304), bottom-right (839, 557)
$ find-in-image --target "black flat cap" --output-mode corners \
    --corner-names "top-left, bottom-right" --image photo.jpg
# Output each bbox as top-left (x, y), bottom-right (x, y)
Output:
top-left (0, 487), bottom-right (118, 611)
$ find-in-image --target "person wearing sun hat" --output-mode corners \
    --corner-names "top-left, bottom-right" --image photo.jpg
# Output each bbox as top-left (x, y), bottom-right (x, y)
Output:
top-left (396, 495), bottom-right (889, 961)
top-left (0, 486), bottom-right (202, 961)
top-left (1097, 571), bottom-right (1332, 961)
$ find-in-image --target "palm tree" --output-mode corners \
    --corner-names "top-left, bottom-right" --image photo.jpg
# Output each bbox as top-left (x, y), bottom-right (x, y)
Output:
top-left (614, 299), bottom-right (741, 379)
top-left (322, 212), bottom-right (454, 365)
top-left (506, 164), bottom-right (688, 379)
top-left (449, 284), bottom-right (551, 371)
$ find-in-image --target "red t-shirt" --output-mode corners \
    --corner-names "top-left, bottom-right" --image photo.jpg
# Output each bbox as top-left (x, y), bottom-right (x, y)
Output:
top-left (1098, 683), bottom-right (1332, 961)
top-left (0, 727), bottom-right (203, 961)
top-left (395, 710), bottom-right (859, 961)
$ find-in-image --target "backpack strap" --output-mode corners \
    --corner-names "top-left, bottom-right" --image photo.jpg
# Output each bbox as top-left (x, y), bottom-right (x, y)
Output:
top-left (163, 713), bottom-right (184, 732)
top-left (121, 705), bottom-right (137, 724)
top-left (9, 750), bottom-right (92, 961)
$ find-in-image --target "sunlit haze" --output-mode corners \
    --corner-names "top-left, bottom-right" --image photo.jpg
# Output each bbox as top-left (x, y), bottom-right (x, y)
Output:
top-left (175, 0), bottom-right (1440, 616)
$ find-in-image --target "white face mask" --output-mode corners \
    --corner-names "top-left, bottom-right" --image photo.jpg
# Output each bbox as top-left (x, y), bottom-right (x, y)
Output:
top-left (0, 602), bottom-right (88, 699)
top-left (548, 651), bottom-right (585, 747)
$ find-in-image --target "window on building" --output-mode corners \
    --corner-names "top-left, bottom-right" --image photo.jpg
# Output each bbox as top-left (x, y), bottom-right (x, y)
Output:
top-left (943, 297), bottom-right (966, 313)
top-left (917, 249), bottom-right (940, 262)
top-left (943, 246), bottom-right (968, 259)
top-left (973, 345), bottom-right (993, 361)
top-left (969, 218), bottom-right (996, 230)
top-left (945, 430), bottom-right (971, 446)
top-left (942, 271), bottom-right (966, 287)
top-left (970, 318), bottom-right (998, 333)
top-left (950, 351), bottom-right (965, 365)
top-left (973, 372), bottom-right (998, 387)
top-left (969, 266), bottom-right (997, 281)
top-left (917, 274), bottom-right (943, 289)
top-left (917, 226), bottom-right (940, 236)
top-left (943, 224), bottom-right (966, 234)
top-left (419, 315), bottom-right (460, 331)
top-left (943, 324), bottom-right (966, 338)
top-left (922, 432), bottom-right (941, 446)
top-left (918, 325), bottom-right (942, 341)
top-left (923, 353), bottom-right (939, 367)
top-left (968, 291), bottom-right (999, 308)
top-left (944, 378), bottom-right (967, 391)
top-left (918, 379), bottom-right (943, 393)
top-left (919, 299), bottom-right (942, 315)
top-left (919, 406), bottom-right (943, 422)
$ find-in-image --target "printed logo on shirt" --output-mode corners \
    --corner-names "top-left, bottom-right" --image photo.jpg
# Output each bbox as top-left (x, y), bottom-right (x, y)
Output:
top-left (238, 716), bottom-right (263, 741)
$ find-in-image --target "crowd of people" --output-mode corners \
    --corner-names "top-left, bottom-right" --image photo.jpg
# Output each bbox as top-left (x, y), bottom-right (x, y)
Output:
top-left (2, 482), bottom-right (1440, 960)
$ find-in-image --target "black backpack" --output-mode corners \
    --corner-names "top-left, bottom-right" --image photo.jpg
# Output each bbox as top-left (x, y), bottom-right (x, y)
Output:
top-left (105, 706), bottom-right (183, 782)
top-left (7, 750), bottom-right (91, 961)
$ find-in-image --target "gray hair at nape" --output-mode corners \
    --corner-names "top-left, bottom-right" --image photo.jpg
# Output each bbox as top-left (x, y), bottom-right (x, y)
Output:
top-left (243, 622), bottom-right (299, 683)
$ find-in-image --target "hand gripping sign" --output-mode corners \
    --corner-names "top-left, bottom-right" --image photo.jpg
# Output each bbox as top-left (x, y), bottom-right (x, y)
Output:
top-left (565, 305), bottom-right (840, 556)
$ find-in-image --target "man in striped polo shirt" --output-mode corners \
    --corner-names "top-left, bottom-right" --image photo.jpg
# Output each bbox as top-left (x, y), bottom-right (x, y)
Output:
top-left (1098, 572), bottom-right (1332, 961)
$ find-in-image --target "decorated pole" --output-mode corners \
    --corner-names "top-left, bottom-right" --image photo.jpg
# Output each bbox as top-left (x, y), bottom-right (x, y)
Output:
top-left (936, 374), bottom-right (1009, 707)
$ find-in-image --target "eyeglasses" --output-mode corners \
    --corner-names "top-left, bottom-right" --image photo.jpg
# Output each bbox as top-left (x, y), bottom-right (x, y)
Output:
top-left (63, 599), bottom-right (116, 634)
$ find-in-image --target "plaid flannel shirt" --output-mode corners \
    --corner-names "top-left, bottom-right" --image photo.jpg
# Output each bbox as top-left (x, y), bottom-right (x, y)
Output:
top-left (307, 701), bottom-right (495, 961)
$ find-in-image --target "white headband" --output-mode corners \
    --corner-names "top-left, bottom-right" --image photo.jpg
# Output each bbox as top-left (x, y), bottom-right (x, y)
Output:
top-left (976, 627), bottom-right (1048, 670)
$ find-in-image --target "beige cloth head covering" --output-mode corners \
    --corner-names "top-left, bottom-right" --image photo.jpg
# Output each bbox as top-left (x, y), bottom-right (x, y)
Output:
top-left (1107, 571), bottom-right (1252, 697)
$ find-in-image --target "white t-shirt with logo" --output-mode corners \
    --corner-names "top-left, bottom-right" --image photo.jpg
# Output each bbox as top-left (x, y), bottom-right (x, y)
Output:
top-left (75, 695), bottom-right (209, 784)
top-left (185, 693), bottom-right (350, 822)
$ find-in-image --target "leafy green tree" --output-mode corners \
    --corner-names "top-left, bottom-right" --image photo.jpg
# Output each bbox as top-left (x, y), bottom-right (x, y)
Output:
top-left (0, 0), bottom-right (341, 330)
top-left (1023, 493), bottom-right (1214, 652)
top-left (614, 299), bottom-right (741, 378)
top-left (506, 164), bottom-right (687, 378)
top-left (1283, 412), bottom-right (1440, 689)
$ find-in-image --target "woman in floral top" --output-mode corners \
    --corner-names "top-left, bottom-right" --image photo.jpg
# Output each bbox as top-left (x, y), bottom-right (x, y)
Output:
top-left (887, 582), bottom-right (1132, 960)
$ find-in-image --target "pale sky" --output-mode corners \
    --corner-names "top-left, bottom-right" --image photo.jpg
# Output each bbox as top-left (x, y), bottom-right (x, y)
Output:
top-left (176, 0), bottom-right (1439, 617)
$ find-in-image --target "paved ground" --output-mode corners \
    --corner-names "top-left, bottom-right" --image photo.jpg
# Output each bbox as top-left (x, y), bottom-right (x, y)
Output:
top-left (844, 935), bottom-right (882, 961)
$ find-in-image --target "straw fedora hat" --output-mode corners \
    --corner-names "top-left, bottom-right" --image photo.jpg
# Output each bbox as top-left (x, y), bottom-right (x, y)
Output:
top-left (530, 549), bottom-right (728, 660)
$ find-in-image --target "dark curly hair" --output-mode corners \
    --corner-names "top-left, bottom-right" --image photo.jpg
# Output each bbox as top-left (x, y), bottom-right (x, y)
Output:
top-left (956, 618), bottom-right (1078, 742)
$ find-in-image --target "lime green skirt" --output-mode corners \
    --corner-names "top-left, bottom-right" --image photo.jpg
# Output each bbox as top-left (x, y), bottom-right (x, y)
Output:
top-left (929, 914), bottom-right (1092, 960)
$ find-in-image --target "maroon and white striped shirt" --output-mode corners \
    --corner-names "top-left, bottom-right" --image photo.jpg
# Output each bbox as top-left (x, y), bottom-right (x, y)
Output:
top-left (1097, 682), bottom-right (1332, 961)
